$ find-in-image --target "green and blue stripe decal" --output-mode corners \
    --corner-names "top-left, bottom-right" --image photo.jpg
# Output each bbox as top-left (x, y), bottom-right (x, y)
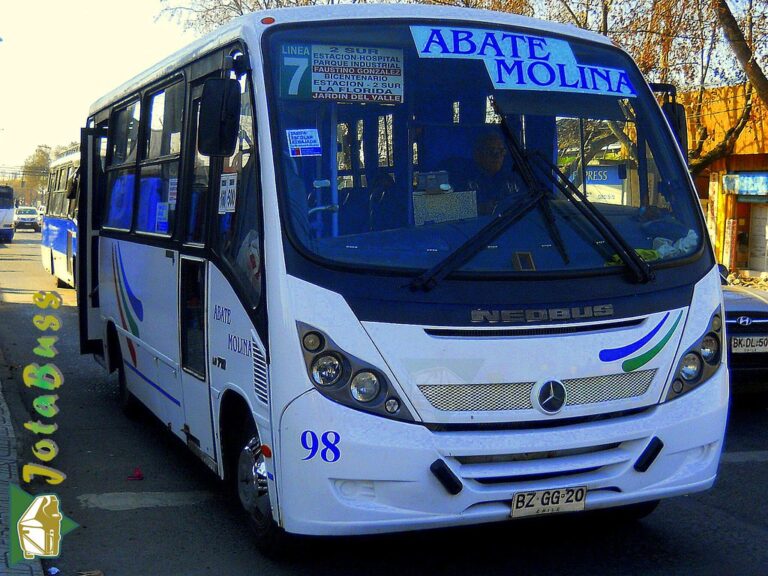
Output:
top-left (600, 311), bottom-right (683, 372)
top-left (112, 244), bottom-right (143, 366)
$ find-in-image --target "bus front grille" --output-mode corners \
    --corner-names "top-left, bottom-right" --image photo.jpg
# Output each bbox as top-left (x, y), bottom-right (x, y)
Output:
top-left (418, 369), bottom-right (656, 412)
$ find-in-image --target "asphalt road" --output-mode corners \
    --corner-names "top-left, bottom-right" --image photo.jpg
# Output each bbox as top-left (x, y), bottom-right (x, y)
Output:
top-left (1, 231), bottom-right (767, 576)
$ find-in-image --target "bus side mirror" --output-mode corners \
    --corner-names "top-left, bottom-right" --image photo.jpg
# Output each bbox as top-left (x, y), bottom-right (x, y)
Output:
top-left (650, 83), bottom-right (689, 162)
top-left (662, 100), bottom-right (688, 159)
top-left (199, 78), bottom-right (241, 157)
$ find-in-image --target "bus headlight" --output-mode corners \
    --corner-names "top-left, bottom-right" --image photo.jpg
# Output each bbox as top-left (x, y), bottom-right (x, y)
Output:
top-left (680, 353), bottom-right (702, 381)
top-left (700, 334), bottom-right (719, 364)
top-left (665, 309), bottom-right (722, 402)
top-left (302, 331), bottom-right (324, 352)
top-left (350, 372), bottom-right (380, 403)
top-left (311, 355), bottom-right (343, 386)
top-left (297, 322), bottom-right (414, 422)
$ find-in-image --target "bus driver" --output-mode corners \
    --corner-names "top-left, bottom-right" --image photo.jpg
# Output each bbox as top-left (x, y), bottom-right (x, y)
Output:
top-left (452, 132), bottom-right (520, 216)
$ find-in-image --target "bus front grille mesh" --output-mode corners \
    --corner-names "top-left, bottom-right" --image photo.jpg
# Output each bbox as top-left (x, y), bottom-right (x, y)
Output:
top-left (252, 342), bottom-right (268, 405)
top-left (418, 369), bottom-right (656, 412)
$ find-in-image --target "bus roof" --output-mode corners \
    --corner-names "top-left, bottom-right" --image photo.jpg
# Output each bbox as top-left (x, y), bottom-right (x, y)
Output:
top-left (87, 4), bottom-right (612, 117)
top-left (49, 149), bottom-right (80, 170)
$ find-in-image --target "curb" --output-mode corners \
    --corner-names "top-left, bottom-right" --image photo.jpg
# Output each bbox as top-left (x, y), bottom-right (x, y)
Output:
top-left (0, 379), bottom-right (45, 576)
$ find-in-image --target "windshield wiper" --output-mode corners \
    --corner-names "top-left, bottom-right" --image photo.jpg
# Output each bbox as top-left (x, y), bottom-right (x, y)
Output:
top-left (408, 190), bottom-right (546, 292)
top-left (528, 150), bottom-right (655, 284)
top-left (408, 102), bottom-right (571, 293)
top-left (491, 98), bottom-right (570, 268)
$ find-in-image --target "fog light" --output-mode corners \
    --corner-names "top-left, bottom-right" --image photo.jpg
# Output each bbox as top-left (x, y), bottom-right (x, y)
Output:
top-left (700, 334), bottom-right (719, 364)
top-left (711, 315), bottom-right (722, 332)
top-left (350, 371), bottom-right (380, 402)
top-left (311, 355), bottom-right (342, 386)
top-left (302, 332), bottom-right (324, 352)
top-left (385, 398), bottom-right (400, 414)
top-left (672, 379), bottom-right (684, 394)
top-left (680, 352), bottom-right (702, 382)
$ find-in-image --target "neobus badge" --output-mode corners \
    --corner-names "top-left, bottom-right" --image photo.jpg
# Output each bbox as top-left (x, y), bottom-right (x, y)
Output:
top-left (471, 305), bottom-right (614, 323)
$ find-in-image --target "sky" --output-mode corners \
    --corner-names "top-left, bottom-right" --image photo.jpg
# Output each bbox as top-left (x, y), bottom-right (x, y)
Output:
top-left (0, 0), bottom-right (197, 169)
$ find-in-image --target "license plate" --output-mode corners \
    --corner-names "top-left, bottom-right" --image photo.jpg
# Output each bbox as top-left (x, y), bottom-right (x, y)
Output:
top-left (731, 336), bottom-right (768, 353)
top-left (511, 486), bottom-right (586, 518)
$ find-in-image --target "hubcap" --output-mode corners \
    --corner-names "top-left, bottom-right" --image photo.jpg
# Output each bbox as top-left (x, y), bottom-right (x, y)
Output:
top-left (237, 436), bottom-right (271, 521)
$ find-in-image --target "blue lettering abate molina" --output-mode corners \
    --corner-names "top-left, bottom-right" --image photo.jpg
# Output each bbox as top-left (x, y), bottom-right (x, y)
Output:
top-left (227, 334), bottom-right (252, 357)
top-left (410, 26), bottom-right (636, 98)
top-left (213, 304), bottom-right (231, 325)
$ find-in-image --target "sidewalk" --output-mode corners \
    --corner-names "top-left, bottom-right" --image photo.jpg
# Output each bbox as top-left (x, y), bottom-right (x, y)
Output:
top-left (0, 377), bottom-right (45, 576)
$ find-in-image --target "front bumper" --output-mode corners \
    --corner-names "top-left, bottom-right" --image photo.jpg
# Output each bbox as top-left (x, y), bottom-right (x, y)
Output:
top-left (277, 366), bottom-right (728, 536)
top-left (14, 220), bottom-right (39, 230)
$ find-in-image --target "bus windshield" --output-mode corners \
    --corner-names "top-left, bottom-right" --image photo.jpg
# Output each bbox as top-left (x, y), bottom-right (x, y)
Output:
top-left (266, 21), bottom-right (703, 276)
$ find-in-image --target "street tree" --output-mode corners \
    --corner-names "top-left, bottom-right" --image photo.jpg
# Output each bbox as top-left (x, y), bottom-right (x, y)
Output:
top-left (20, 145), bottom-right (51, 206)
top-left (714, 0), bottom-right (768, 106)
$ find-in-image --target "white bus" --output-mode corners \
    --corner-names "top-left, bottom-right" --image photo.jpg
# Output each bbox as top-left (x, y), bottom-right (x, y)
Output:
top-left (78, 5), bottom-right (728, 552)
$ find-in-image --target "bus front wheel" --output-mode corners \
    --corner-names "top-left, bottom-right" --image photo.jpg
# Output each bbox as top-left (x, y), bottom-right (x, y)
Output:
top-left (235, 423), bottom-right (289, 556)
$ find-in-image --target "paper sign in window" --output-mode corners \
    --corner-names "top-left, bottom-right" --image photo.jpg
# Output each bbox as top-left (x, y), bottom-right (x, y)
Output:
top-left (168, 178), bottom-right (178, 206)
top-left (218, 174), bottom-right (238, 214)
top-left (287, 129), bottom-right (322, 158)
top-left (156, 202), bottom-right (169, 233)
top-left (281, 43), bottom-right (404, 103)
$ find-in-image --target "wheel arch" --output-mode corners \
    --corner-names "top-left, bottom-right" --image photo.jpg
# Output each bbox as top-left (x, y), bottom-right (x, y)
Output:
top-left (218, 389), bottom-right (257, 483)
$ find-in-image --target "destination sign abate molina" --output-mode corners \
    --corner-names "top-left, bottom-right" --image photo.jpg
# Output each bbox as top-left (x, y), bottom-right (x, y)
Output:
top-left (410, 26), bottom-right (636, 97)
top-left (280, 43), bottom-right (404, 103)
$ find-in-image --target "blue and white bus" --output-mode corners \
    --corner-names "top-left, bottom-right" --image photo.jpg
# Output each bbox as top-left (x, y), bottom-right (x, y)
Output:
top-left (0, 185), bottom-right (15, 242)
top-left (78, 5), bottom-right (728, 553)
top-left (42, 148), bottom-right (79, 287)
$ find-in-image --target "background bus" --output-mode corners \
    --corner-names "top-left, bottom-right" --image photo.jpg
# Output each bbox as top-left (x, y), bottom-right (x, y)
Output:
top-left (0, 185), bottom-right (15, 242)
top-left (42, 147), bottom-right (79, 287)
top-left (78, 5), bottom-right (727, 554)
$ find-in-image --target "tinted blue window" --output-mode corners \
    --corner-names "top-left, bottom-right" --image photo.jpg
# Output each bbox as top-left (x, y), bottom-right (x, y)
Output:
top-left (137, 162), bottom-right (178, 236)
top-left (104, 170), bottom-right (135, 230)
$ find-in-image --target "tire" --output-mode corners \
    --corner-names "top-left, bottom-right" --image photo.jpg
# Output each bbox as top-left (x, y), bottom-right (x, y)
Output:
top-left (233, 421), bottom-right (290, 556)
top-left (116, 354), bottom-right (142, 419)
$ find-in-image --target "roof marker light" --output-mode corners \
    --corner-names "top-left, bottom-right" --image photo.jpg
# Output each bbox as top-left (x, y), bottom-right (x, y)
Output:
top-left (261, 17), bottom-right (275, 25)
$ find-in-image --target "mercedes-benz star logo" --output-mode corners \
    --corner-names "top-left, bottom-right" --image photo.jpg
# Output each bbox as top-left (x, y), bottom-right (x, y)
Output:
top-left (535, 380), bottom-right (567, 414)
top-left (737, 316), bottom-right (753, 326)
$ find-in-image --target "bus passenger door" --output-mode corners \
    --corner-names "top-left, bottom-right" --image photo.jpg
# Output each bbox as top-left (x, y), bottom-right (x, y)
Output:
top-left (179, 256), bottom-right (216, 466)
top-left (178, 87), bottom-right (216, 467)
top-left (78, 126), bottom-right (107, 356)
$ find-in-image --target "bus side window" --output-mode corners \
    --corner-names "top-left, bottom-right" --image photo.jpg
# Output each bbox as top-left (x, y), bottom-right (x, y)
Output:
top-left (104, 101), bottom-right (141, 230)
top-left (214, 78), bottom-right (261, 305)
top-left (137, 82), bottom-right (184, 236)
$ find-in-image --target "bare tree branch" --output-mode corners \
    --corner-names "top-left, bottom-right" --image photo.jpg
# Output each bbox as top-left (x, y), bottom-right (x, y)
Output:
top-left (714, 0), bottom-right (768, 106)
